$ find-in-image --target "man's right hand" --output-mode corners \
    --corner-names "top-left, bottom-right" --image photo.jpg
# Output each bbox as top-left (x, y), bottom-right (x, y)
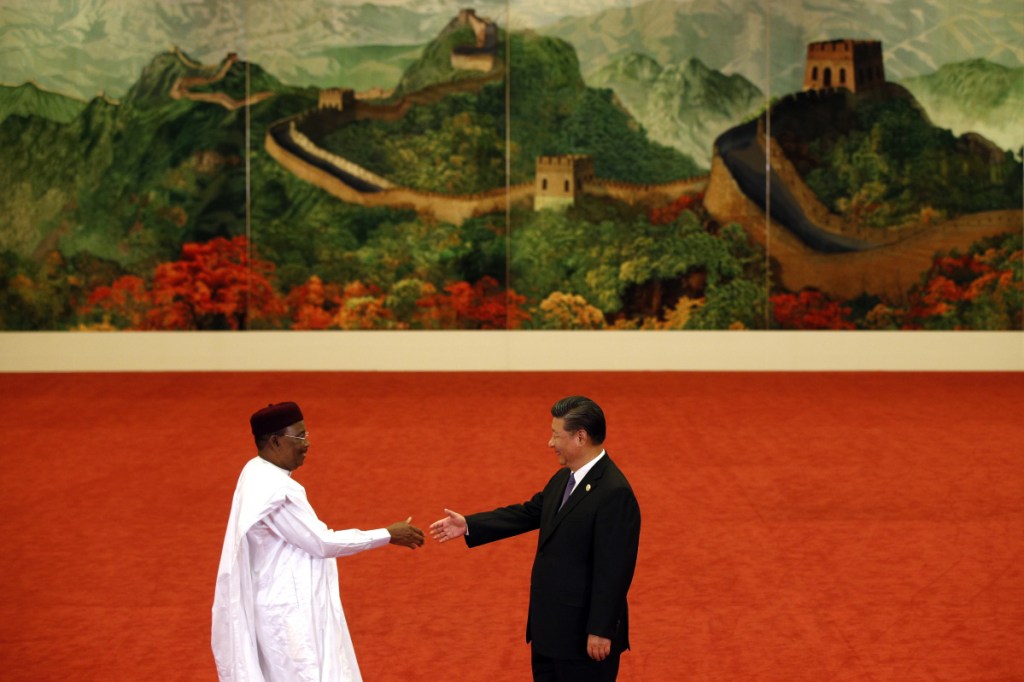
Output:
top-left (429, 508), bottom-right (468, 543)
top-left (387, 517), bottom-right (425, 549)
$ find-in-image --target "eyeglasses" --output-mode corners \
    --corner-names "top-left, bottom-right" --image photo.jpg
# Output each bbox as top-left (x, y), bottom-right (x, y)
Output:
top-left (280, 433), bottom-right (310, 443)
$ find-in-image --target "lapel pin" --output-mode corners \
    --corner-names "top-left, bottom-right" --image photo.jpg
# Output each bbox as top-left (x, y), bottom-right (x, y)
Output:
top-left (585, 484), bottom-right (591, 492)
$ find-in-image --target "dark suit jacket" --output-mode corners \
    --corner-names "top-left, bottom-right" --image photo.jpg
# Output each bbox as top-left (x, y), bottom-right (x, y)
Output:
top-left (465, 454), bottom-right (641, 659)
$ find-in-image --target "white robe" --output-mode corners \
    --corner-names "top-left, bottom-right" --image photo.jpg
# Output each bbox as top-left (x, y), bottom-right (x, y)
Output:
top-left (212, 456), bottom-right (390, 681)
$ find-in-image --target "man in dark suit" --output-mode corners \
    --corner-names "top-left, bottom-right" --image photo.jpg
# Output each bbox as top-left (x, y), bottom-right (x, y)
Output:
top-left (430, 396), bottom-right (641, 681)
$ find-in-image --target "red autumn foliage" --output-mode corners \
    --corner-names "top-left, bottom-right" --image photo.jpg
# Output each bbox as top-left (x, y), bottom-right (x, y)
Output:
top-left (284, 277), bottom-right (393, 329)
top-left (282, 276), bottom-right (529, 329)
top-left (286, 275), bottom-right (343, 330)
top-left (770, 289), bottom-right (855, 330)
top-left (85, 275), bottom-right (150, 328)
top-left (648, 193), bottom-right (705, 225)
top-left (418, 276), bottom-right (530, 329)
top-left (902, 252), bottom-right (1015, 328)
top-left (84, 236), bottom-right (284, 330)
top-left (334, 281), bottom-right (392, 329)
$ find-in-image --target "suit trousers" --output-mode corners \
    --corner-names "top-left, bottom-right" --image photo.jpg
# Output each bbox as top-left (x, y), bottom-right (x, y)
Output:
top-left (531, 647), bottom-right (621, 682)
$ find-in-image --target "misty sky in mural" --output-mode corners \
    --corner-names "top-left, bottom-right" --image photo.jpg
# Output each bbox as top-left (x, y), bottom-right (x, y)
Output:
top-left (3, 0), bottom-right (1021, 100)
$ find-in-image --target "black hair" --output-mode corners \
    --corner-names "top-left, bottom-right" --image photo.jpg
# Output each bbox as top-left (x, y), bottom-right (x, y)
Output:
top-left (551, 396), bottom-right (606, 445)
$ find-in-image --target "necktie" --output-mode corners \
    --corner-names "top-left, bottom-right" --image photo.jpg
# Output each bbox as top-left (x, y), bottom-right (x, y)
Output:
top-left (559, 473), bottom-right (576, 510)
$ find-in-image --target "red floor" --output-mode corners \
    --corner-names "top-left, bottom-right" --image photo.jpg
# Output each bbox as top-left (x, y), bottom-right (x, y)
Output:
top-left (0, 372), bottom-right (1021, 681)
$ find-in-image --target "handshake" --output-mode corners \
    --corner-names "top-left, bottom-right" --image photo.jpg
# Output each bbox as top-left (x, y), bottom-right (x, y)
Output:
top-left (385, 508), bottom-right (467, 549)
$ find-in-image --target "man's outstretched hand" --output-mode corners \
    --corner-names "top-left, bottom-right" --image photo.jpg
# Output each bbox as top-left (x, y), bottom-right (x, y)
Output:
top-left (429, 509), bottom-right (468, 543)
top-left (387, 517), bottom-right (425, 549)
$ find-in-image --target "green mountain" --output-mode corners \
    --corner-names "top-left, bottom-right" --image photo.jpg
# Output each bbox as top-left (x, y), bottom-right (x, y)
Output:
top-left (590, 52), bottom-right (664, 102)
top-left (393, 20), bottom-right (500, 96)
top-left (591, 54), bottom-right (763, 166)
top-left (769, 85), bottom-right (1022, 228)
top-left (0, 49), bottom-right (318, 271)
top-left (901, 59), bottom-right (1024, 152)
top-left (0, 83), bottom-right (89, 125)
top-left (324, 29), bottom-right (700, 190)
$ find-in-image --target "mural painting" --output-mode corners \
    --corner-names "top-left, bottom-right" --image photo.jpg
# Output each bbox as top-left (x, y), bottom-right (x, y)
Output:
top-left (0, 0), bottom-right (1020, 331)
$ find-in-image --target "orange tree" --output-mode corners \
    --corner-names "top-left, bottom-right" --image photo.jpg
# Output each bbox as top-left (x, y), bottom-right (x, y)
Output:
top-left (902, 233), bottom-right (1022, 330)
top-left (770, 289), bottom-right (856, 330)
top-left (288, 278), bottom-right (397, 330)
top-left (83, 236), bottom-right (285, 329)
top-left (416, 276), bottom-right (530, 329)
top-left (285, 275), bottom-right (343, 330)
top-left (283, 275), bottom-right (529, 330)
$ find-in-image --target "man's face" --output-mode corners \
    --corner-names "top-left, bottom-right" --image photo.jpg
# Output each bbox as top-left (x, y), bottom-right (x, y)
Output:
top-left (275, 420), bottom-right (310, 471)
top-left (548, 417), bottom-right (582, 468)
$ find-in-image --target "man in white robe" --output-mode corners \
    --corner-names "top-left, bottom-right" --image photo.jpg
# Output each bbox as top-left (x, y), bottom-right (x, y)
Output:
top-left (212, 401), bottom-right (424, 681)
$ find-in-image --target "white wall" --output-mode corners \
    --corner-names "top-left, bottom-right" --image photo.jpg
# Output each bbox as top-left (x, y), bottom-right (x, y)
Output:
top-left (1, 331), bottom-right (1021, 371)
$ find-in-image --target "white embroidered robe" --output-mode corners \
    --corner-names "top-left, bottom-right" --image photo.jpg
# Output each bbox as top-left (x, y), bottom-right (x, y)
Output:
top-left (212, 457), bottom-right (390, 681)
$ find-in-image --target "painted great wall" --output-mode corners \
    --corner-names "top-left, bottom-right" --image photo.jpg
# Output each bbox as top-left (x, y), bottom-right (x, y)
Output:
top-left (170, 50), bottom-right (276, 110)
top-left (266, 116), bottom-right (708, 225)
top-left (705, 87), bottom-right (1022, 300)
top-left (257, 8), bottom-right (710, 225)
top-left (167, 18), bottom-right (1020, 303)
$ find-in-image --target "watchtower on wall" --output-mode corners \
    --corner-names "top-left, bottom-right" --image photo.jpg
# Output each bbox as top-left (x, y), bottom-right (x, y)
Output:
top-left (318, 88), bottom-right (355, 110)
top-left (535, 155), bottom-right (594, 211)
top-left (450, 8), bottom-right (498, 72)
top-left (803, 39), bottom-right (885, 93)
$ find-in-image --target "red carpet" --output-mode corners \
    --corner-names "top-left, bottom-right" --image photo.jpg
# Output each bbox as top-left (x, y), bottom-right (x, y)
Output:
top-left (0, 371), bottom-right (1021, 681)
